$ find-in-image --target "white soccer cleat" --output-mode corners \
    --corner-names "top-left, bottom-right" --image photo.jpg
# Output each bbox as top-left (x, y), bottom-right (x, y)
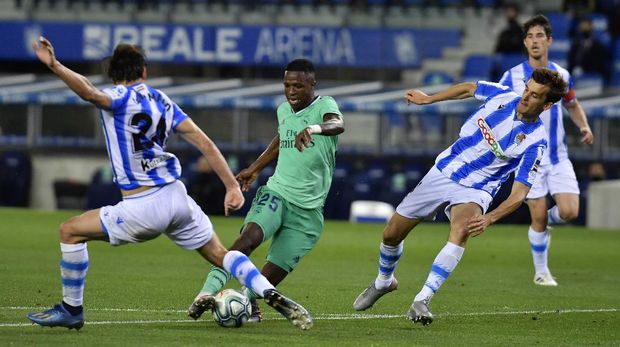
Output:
top-left (406, 299), bottom-right (434, 326)
top-left (353, 278), bottom-right (398, 311)
top-left (534, 272), bottom-right (558, 286)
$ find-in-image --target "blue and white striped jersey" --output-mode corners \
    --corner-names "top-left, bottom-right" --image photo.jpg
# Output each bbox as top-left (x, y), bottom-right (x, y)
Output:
top-left (435, 81), bottom-right (547, 197)
top-left (499, 61), bottom-right (575, 165)
top-left (99, 83), bottom-right (188, 190)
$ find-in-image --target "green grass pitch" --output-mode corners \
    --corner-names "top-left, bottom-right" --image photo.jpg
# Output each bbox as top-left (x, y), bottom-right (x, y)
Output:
top-left (1, 208), bottom-right (618, 346)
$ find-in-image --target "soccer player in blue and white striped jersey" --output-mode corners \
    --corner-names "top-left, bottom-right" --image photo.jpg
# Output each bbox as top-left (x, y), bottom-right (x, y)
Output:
top-left (499, 15), bottom-right (594, 287)
top-left (354, 68), bottom-right (567, 326)
top-left (26, 37), bottom-right (313, 331)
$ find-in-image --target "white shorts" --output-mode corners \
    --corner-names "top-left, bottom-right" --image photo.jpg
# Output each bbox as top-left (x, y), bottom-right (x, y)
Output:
top-left (100, 180), bottom-right (213, 250)
top-left (396, 166), bottom-right (493, 221)
top-left (526, 159), bottom-right (580, 200)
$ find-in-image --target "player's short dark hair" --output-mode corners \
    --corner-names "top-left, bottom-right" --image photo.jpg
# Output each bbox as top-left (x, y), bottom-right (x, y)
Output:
top-left (285, 59), bottom-right (315, 74)
top-left (531, 68), bottom-right (567, 104)
top-left (523, 14), bottom-right (552, 38)
top-left (106, 44), bottom-right (146, 83)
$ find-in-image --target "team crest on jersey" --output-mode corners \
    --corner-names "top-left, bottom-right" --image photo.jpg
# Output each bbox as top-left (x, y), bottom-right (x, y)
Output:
top-left (515, 133), bottom-right (526, 145)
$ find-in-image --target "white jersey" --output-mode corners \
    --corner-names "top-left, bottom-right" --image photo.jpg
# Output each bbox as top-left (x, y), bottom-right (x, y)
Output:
top-left (435, 81), bottom-right (547, 197)
top-left (499, 61), bottom-right (576, 166)
top-left (99, 83), bottom-right (188, 190)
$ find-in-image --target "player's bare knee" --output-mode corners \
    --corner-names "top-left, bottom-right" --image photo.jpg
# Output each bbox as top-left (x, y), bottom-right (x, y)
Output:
top-left (560, 208), bottom-right (578, 222)
top-left (59, 219), bottom-right (77, 243)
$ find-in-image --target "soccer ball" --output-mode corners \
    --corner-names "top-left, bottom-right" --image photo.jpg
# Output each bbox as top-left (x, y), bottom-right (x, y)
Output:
top-left (212, 289), bottom-right (251, 328)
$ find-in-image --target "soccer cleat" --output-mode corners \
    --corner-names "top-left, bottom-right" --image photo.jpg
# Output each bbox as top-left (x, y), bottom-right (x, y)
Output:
top-left (263, 289), bottom-right (313, 330)
top-left (353, 278), bottom-right (398, 311)
top-left (27, 304), bottom-right (84, 330)
top-left (406, 299), bottom-right (434, 326)
top-left (534, 272), bottom-right (558, 286)
top-left (187, 294), bottom-right (216, 320)
top-left (247, 298), bottom-right (263, 323)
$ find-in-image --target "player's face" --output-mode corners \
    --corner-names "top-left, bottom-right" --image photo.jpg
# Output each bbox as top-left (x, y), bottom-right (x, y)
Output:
top-left (284, 71), bottom-right (315, 112)
top-left (517, 79), bottom-right (551, 117)
top-left (524, 25), bottom-right (552, 60)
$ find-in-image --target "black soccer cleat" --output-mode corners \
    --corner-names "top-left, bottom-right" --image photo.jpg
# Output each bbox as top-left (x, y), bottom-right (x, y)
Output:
top-left (187, 294), bottom-right (216, 320)
top-left (263, 289), bottom-right (313, 330)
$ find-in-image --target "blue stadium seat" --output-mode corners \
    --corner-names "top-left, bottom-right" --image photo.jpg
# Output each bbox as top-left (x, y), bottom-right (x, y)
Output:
top-left (462, 54), bottom-right (494, 81)
top-left (544, 12), bottom-right (570, 40)
top-left (493, 53), bottom-right (527, 81)
top-left (422, 71), bottom-right (454, 85)
top-left (85, 167), bottom-right (122, 210)
top-left (324, 159), bottom-right (353, 220)
top-left (477, 0), bottom-right (497, 7)
top-left (0, 151), bottom-right (32, 207)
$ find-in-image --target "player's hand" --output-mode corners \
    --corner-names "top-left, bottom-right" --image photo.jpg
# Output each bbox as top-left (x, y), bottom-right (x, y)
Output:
top-left (295, 128), bottom-right (313, 152)
top-left (405, 89), bottom-right (431, 105)
top-left (223, 188), bottom-right (245, 216)
top-left (580, 126), bottom-right (594, 145)
top-left (235, 168), bottom-right (258, 192)
top-left (467, 215), bottom-right (490, 237)
top-left (31, 36), bottom-right (57, 68)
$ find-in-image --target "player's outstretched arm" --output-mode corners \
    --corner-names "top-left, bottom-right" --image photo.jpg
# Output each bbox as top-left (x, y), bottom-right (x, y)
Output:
top-left (295, 113), bottom-right (344, 152)
top-left (405, 82), bottom-right (477, 105)
top-left (32, 36), bottom-right (111, 109)
top-left (467, 181), bottom-right (530, 236)
top-left (177, 118), bottom-right (244, 215)
top-left (236, 135), bottom-right (280, 192)
top-left (565, 100), bottom-right (594, 145)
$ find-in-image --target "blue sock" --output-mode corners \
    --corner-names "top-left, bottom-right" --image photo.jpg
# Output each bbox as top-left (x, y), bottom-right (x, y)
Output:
top-left (375, 242), bottom-right (403, 289)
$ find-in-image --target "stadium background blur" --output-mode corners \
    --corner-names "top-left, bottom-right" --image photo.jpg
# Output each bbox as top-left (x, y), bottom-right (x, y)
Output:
top-left (1, 0), bottom-right (619, 225)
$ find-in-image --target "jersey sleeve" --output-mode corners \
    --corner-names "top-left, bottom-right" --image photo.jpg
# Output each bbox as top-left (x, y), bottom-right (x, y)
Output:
top-left (514, 140), bottom-right (546, 187)
top-left (169, 103), bottom-right (188, 132)
top-left (474, 81), bottom-right (511, 101)
top-left (498, 70), bottom-right (512, 89)
top-left (101, 85), bottom-right (130, 111)
top-left (319, 96), bottom-right (343, 118)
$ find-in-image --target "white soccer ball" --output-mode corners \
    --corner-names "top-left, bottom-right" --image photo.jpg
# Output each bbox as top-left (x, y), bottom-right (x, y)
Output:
top-left (212, 289), bottom-right (251, 328)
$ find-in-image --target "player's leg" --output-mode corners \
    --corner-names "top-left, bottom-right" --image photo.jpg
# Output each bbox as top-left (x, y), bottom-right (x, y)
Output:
top-left (527, 197), bottom-right (557, 286)
top-left (195, 239), bottom-right (313, 329)
top-left (547, 160), bottom-right (581, 225)
top-left (196, 223), bottom-right (264, 298)
top-left (408, 202), bottom-right (481, 325)
top-left (188, 223), bottom-right (265, 319)
top-left (354, 166), bottom-right (446, 311)
top-left (250, 203), bottom-right (323, 323)
top-left (353, 213), bottom-right (421, 311)
top-left (189, 187), bottom-right (283, 319)
top-left (27, 208), bottom-right (107, 329)
top-left (549, 193), bottom-right (579, 224)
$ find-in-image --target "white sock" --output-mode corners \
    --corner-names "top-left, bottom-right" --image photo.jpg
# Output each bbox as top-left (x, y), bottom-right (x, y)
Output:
top-left (223, 251), bottom-right (274, 297)
top-left (60, 243), bottom-right (89, 307)
top-left (414, 242), bottom-right (464, 302)
top-left (528, 227), bottom-right (550, 274)
top-left (375, 242), bottom-right (403, 289)
top-left (548, 206), bottom-right (565, 225)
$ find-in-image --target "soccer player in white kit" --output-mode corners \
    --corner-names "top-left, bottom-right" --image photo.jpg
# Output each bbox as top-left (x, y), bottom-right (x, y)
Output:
top-left (499, 15), bottom-right (594, 286)
top-left (353, 68), bottom-right (567, 326)
top-left (26, 37), bottom-right (313, 331)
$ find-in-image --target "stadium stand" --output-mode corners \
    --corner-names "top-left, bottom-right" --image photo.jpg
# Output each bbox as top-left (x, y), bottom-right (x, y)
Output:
top-left (1, 0), bottom-right (618, 224)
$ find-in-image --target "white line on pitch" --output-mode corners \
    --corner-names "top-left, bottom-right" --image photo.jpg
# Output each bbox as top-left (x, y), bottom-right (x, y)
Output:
top-left (1, 308), bottom-right (618, 327)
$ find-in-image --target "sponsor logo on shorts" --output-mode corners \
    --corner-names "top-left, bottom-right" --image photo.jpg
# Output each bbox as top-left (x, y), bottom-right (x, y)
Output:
top-left (477, 118), bottom-right (507, 160)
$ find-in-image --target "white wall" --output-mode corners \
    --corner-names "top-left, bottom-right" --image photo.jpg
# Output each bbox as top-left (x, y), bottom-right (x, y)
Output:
top-left (30, 154), bottom-right (109, 210)
top-left (587, 180), bottom-right (620, 230)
